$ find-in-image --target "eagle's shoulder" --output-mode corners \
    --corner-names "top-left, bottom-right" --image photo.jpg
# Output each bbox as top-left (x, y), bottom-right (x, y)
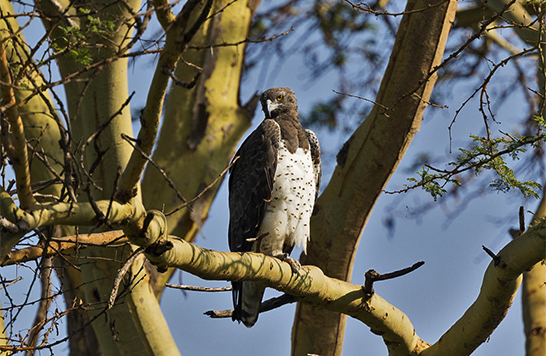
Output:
top-left (231, 119), bottom-right (281, 161)
top-left (304, 129), bottom-right (321, 201)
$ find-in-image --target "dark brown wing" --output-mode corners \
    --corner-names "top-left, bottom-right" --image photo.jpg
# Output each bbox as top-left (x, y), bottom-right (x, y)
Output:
top-left (229, 119), bottom-right (280, 324)
top-left (228, 119), bottom-right (281, 253)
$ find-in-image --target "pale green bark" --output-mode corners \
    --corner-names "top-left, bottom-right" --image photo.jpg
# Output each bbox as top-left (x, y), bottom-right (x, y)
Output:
top-left (139, 218), bottom-right (546, 356)
top-left (0, 28), bottom-right (34, 209)
top-left (0, 6), bottom-right (75, 353)
top-left (0, 0), bottom-right (64, 255)
top-left (523, 0), bottom-right (546, 352)
top-left (0, 210), bottom-right (544, 354)
top-left (32, 0), bottom-right (176, 354)
top-left (522, 187), bottom-right (546, 356)
top-left (0, 187), bottom-right (143, 233)
top-left (522, 260), bottom-right (546, 356)
top-left (127, 255), bottom-right (180, 356)
top-left (0, 299), bottom-right (6, 356)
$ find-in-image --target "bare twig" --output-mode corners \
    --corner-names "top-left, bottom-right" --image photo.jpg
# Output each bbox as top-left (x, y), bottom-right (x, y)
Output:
top-left (187, 27), bottom-right (294, 50)
top-left (25, 256), bottom-right (53, 355)
top-left (120, 133), bottom-right (188, 205)
top-left (35, 228), bottom-right (81, 271)
top-left (519, 206), bottom-right (525, 235)
top-left (333, 89), bottom-right (389, 111)
top-left (108, 247), bottom-right (145, 309)
top-left (0, 276), bottom-right (22, 290)
top-left (363, 261), bottom-right (425, 295)
top-left (166, 156), bottom-right (239, 216)
top-left (448, 45), bottom-right (537, 150)
top-left (482, 245), bottom-right (500, 266)
top-left (164, 69), bottom-right (200, 88)
top-left (0, 301), bottom-right (110, 353)
top-left (345, 0), bottom-right (451, 17)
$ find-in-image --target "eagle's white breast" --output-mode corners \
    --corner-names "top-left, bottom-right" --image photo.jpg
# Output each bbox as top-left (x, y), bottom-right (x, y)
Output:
top-left (258, 141), bottom-right (316, 255)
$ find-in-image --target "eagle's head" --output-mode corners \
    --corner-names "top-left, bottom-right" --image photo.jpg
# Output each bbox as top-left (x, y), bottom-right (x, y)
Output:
top-left (260, 87), bottom-right (298, 119)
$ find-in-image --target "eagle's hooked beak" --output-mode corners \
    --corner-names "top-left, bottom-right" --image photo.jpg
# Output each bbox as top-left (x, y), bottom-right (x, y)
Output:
top-left (266, 99), bottom-right (280, 118)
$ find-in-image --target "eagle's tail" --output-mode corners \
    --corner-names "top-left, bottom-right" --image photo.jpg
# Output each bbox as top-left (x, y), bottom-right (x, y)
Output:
top-left (232, 280), bottom-right (266, 328)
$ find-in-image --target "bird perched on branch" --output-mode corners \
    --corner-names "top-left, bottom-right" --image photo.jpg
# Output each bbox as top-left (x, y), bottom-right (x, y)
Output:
top-left (228, 87), bottom-right (321, 327)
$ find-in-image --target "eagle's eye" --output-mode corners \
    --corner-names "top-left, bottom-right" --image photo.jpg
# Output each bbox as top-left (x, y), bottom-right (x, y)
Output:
top-left (276, 95), bottom-right (283, 101)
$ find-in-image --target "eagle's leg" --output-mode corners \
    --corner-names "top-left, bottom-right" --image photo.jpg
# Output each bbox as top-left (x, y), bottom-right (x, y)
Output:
top-left (272, 252), bottom-right (301, 274)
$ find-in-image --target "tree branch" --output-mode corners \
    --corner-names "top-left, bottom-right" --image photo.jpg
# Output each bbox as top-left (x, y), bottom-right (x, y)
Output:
top-left (24, 255), bottom-right (53, 356)
top-left (108, 247), bottom-right (145, 309)
top-left (186, 27), bottom-right (294, 50)
top-left (167, 283), bottom-right (232, 292)
top-left (0, 187), bottom-right (144, 232)
top-left (1, 230), bottom-right (128, 266)
top-left (521, 187), bottom-right (546, 356)
top-left (0, 34), bottom-right (34, 209)
top-left (3, 211), bottom-right (544, 355)
top-left (0, 187), bottom-right (142, 259)
top-left (139, 217), bottom-right (545, 356)
top-left (146, 237), bottom-right (428, 354)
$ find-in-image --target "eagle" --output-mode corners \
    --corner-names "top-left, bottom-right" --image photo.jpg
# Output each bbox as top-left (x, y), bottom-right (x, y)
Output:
top-left (228, 87), bottom-right (321, 327)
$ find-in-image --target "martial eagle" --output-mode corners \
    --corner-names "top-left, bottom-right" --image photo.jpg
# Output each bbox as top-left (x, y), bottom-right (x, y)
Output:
top-left (228, 87), bottom-right (321, 327)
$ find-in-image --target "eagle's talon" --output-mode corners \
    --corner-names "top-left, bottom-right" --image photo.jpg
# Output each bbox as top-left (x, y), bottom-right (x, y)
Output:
top-left (274, 253), bottom-right (301, 274)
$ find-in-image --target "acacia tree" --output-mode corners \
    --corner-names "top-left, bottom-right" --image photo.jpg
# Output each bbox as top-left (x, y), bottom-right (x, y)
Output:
top-left (0, 0), bottom-right (544, 355)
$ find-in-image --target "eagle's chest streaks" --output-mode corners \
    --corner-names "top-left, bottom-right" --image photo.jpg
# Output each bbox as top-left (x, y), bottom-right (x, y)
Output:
top-left (256, 141), bottom-right (315, 256)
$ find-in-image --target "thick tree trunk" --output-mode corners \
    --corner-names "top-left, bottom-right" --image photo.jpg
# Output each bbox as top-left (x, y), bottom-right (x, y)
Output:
top-left (522, 187), bottom-right (546, 356)
top-left (291, 0), bottom-right (458, 355)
